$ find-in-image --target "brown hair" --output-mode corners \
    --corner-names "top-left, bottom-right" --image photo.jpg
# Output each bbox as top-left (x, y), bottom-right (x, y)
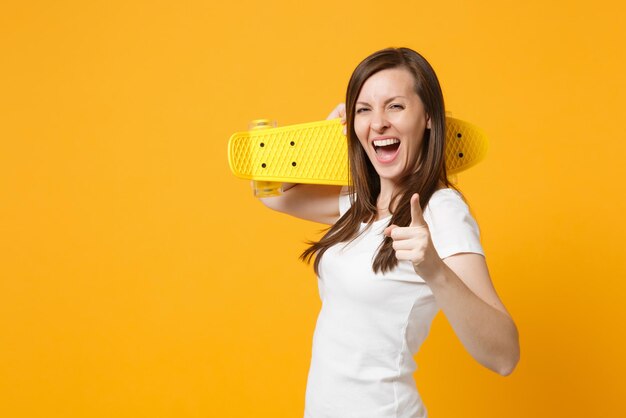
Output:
top-left (301, 47), bottom-right (458, 274)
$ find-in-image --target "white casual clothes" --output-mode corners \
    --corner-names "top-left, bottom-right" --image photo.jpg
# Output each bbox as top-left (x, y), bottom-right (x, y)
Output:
top-left (304, 188), bottom-right (485, 418)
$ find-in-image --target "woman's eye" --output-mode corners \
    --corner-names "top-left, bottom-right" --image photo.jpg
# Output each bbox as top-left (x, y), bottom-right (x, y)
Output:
top-left (390, 104), bottom-right (404, 110)
top-left (356, 108), bottom-right (370, 113)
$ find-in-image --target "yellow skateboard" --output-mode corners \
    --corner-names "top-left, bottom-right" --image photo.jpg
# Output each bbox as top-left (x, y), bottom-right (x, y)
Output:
top-left (228, 117), bottom-right (488, 197)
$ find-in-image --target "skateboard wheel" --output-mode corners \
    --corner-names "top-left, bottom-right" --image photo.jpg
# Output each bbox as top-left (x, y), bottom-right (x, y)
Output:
top-left (253, 180), bottom-right (283, 198)
top-left (249, 119), bottom-right (277, 131)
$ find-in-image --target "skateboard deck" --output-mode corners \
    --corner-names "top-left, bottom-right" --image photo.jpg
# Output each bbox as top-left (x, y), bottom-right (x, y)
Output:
top-left (228, 117), bottom-right (488, 189)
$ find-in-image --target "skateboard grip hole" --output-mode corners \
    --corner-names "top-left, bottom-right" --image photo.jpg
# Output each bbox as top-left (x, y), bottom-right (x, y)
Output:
top-left (262, 163), bottom-right (267, 168)
top-left (456, 133), bottom-right (462, 138)
top-left (292, 162), bottom-right (297, 167)
top-left (290, 141), bottom-right (295, 146)
top-left (458, 152), bottom-right (464, 158)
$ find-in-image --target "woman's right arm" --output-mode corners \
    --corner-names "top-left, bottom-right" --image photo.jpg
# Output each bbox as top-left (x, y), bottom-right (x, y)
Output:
top-left (258, 104), bottom-right (347, 225)
top-left (259, 184), bottom-right (343, 225)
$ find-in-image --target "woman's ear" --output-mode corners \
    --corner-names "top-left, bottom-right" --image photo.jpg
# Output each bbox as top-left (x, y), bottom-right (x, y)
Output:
top-left (426, 116), bottom-right (431, 129)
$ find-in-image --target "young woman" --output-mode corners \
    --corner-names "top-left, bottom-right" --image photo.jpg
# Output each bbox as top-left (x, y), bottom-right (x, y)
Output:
top-left (260, 47), bottom-right (519, 418)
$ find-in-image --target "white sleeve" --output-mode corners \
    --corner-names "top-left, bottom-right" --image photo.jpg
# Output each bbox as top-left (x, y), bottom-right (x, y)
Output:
top-left (423, 190), bottom-right (485, 259)
top-left (338, 186), bottom-right (352, 217)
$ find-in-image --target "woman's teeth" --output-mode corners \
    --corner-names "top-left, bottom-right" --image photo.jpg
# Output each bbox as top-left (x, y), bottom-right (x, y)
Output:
top-left (373, 138), bottom-right (400, 147)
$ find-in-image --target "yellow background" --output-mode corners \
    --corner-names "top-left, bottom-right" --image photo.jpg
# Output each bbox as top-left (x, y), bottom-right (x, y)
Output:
top-left (1, 0), bottom-right (625, 416)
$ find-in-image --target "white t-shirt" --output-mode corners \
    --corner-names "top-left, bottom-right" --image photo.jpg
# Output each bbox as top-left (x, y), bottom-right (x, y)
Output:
top-left (304, 188), bottom-right (485, 418)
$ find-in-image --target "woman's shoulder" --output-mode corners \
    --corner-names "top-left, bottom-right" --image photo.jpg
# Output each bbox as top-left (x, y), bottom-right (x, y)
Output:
top-left (425, 187), bottom-right (483, 257)
top-left (429, 187), bottom-right (465, 205)
top-left (425, 187), bottom-right (471, 219)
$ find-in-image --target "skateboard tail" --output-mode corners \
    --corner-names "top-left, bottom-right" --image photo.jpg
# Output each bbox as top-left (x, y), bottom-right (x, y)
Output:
top-left (445, 118), bottom-right (489, 175)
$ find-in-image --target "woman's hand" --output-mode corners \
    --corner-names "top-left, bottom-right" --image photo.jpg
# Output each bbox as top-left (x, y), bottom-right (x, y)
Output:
top-left (383, 193), bottom-right (445, 280)
top-left (327, 103), bottom-right (347, 134)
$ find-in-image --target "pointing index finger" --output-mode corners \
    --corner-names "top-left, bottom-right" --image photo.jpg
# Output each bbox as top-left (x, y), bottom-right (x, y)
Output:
top-left (410, 193), bottom-right (427, 227)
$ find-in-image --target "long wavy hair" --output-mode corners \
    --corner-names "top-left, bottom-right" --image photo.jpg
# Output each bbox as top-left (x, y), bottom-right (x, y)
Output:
top-left (301, 47), bottom-right (458, 274)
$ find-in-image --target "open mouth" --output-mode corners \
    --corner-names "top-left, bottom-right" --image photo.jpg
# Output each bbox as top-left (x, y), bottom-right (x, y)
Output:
top-left (373, 138), bottom-right (401, 160)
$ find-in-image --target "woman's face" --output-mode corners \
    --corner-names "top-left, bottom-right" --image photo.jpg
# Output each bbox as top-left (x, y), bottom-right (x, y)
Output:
top-left (354, 67), bottom-right (430, 186)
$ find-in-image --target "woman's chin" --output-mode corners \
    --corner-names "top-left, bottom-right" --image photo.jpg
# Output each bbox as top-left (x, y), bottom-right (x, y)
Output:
top-left (374, 168), bottom-right (404, 185)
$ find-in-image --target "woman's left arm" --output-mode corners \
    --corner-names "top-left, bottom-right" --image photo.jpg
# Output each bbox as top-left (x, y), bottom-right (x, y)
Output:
top-left (385, 193), bottom-right (520, 375)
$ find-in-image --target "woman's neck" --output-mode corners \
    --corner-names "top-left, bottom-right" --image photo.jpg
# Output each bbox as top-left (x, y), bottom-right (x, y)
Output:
top-left (376, 179), bottom-right (447, 217)
top-left (376, 180), bottom-right (397, 217)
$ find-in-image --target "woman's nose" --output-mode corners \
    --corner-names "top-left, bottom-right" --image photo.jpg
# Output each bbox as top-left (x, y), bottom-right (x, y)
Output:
top-left (371, 111), bottom-right (390, 132)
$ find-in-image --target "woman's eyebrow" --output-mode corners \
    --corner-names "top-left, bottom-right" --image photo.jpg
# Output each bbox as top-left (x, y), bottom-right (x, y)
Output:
top-left (356, 96), bottom-right (407, 106)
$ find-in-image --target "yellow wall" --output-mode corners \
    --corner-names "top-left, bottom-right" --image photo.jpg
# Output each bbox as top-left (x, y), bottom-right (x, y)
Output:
top-left (1, 0), bottom-right (625, 416)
